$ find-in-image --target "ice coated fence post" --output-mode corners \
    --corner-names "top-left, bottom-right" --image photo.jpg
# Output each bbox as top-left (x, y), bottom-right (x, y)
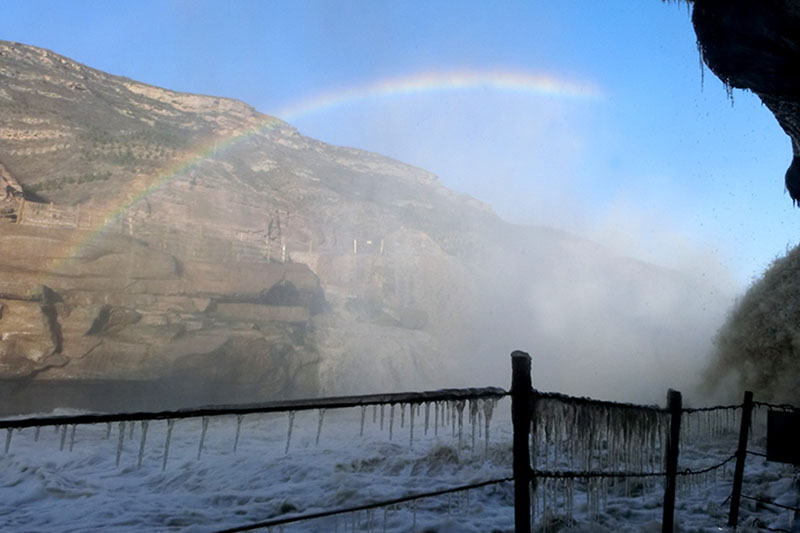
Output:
top-left (662, 389), bottom-right (682, 533)
top-left (511, 350), bottom-right (532, 533)
top-left (728, 390), bottom-right (753, 528)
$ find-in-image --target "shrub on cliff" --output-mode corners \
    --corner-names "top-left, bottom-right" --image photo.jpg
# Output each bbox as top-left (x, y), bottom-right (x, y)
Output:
top-left (705, 244), bottom-right (800, 404)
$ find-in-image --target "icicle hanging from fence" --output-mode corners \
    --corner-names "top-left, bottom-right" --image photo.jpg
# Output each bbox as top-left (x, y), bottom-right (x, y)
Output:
top-left (447, 400), bottom-right (453, 435)
top-left (469, 399), bottom-right (478, 452)
top-left (59, 425), bottom-right (67, 452)
top-left (116, 421), bottom-right (126, 467)
top-left (69, 424), bottom-right (77, 452)
top-left (162, 419), bottom-right (174, 471)
top-left (197, 416), bottom-right (209, 459)
top-left (533, 393), bottom-right (670, 487)
top-left (4, 428), bottom-right (12, 454)
top-left (483, 397), bottom-right (496, 458)
top-left (682, 411), bottom-right (692, 446)
top-left (424, 401), bottom-right (430, 436)
top-left (456, 399), bottom-right (466, 450)
top-left (233, 415), bottom-right (243, 452)
top-left (389, 404), bottom-right (395, 440)
top-left (409, 403), bottom-right (415, 445)
top-left (316, 409), bottom-right (326, 446)
top-left (400, 403), bottom-right (405, 429)
top-left (360, 405), bottom-right (366, 437)
top-left (34, 426), bottom-right (40, 442)
top-left (137, 420), bottom-right (149, 468)
top-left (285, 411), bottom-right (296, 454)
top-left (445, 400), bottom-right (453, 435)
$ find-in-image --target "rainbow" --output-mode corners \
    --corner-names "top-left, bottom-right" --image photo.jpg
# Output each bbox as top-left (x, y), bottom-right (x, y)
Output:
top-left (37, 116), bottom-right (283, 274)
top-left (276, 70), bottom-right (603, 122)
top-left (47, 69), bottom-right (600, 266)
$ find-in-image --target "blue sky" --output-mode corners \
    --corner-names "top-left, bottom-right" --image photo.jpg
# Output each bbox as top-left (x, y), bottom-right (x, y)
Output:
top-left (2, 0), bottom-right (797, 287)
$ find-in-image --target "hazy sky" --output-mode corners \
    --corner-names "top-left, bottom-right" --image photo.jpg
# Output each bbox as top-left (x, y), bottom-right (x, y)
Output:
top-left (3, 0), bottom-right (797, 286)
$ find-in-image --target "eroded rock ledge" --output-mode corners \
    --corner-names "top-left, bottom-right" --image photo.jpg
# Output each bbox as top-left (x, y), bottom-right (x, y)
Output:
top-left (0, 223), bottom-right (324, 411)
top-left (691, 0), bottom-right (800, 201)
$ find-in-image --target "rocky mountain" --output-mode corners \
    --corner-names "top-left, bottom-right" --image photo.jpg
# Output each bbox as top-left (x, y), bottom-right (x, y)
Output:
top-left (0, 41), bottom-right (733, 414)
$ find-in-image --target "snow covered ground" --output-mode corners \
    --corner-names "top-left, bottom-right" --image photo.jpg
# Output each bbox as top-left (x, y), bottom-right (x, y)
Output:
top-left (0, 398), bottom-right (797, 532)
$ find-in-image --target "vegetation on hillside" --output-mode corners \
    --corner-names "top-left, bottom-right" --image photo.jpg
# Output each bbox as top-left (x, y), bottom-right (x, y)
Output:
top-left (705, 245), bottom-right (800, 403)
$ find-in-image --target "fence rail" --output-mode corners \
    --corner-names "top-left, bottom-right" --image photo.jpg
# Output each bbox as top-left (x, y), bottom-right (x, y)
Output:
top-left (0, 387), bottom-right (507, 430)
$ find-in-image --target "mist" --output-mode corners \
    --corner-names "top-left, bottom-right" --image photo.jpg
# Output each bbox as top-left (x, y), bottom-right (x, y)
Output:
top-left (288, 91), bottom-right (739, 407)
top-left (0, 40), bottom-right (744, 414)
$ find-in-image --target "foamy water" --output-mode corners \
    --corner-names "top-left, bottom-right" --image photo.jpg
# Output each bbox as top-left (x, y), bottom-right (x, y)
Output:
top-left (0, 399), bottom-right (796, 532)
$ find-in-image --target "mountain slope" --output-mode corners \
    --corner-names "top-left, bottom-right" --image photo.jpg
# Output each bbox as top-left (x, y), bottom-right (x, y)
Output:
top-left (0, 41), bottom-right (733, 413)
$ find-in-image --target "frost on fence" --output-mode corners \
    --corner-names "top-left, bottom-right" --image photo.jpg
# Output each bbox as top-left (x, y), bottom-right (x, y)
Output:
top-left (532, 396), bottom-right (668, 476)
top-left (1, 388), bottom-right (507, 471)
top-left (530, 395), bottom-right (670, 527)
top-left (528, 394), bottom-right (749, 528)
top-left (680, 406), bottom-right (740, 446)
top-left (0, 387), bottom-right (510, 531)
top-left (278, 397), bottom-right (501, 458)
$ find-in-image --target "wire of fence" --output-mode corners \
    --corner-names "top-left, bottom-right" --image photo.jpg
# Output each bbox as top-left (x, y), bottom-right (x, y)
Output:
top-left (747, 450), bottom-right (769, 458)
top-left (216, 476), bottom-right (514, 533)
top-left (748, 518), bottom-right (793, 533)
top-left (532, 389), bottom-right (667, 413)
top-left (531, 454), bottom-right (736, 481)
top-left (741, 494), bottom-right (800, 514)
top-left (683, 404), bottom-right (741, 413)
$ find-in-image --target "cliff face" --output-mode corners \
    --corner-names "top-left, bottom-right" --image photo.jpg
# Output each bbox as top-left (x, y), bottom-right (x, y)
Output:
top-left (0, 41), bottom-right (733, 413)
top-left (0, 40), bottom-right (499, 411)
top-left (689, 0), bottom-right (800, 403)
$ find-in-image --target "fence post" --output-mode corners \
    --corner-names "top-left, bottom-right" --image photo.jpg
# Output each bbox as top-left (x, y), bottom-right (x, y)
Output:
top-left (511, 350), bottom-right (532, 533)
top-left (728, 390), bottom-right (754, 528)
top-left (662, 389), bottom-right (682, 533)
